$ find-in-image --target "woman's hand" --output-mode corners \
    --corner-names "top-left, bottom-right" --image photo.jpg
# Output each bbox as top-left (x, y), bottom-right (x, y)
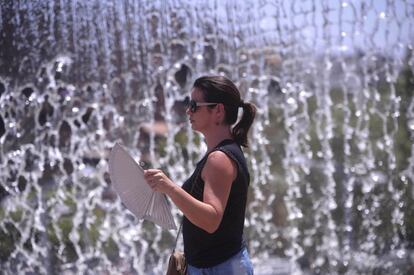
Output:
top-left (144, 169), bottom-right (175, 195)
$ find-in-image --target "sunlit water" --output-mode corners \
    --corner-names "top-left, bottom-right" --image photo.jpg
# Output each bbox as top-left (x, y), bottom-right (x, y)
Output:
top-left (0, 1), bottom-right (413, 274)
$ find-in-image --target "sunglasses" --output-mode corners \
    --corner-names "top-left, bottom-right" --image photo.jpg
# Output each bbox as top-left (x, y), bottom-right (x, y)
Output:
top-left (184, 96), bottom-right (218, 113)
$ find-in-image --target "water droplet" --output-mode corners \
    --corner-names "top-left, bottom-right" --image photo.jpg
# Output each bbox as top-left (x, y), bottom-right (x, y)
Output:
top-left (384, 137), bottom-right (392, 146)
top-left (395, 96), bottom-right (401, 103)
top-left (72, 107), bottom-right (79, 113)
top-left (325, 61), bottom-right (333, 70)
top-left (299, 90), bottom-right (311, 98)
top-left (379, 12), bottom-right (386, 19)
top-left (304, 237), bottom-right (312, 246)
top-left (357, 141), bottom-right (366, 151)
top-left (396, 249), bottom-right (405, 258)
top-left (408, 119), bottom-right (414, 131)
top-left (315, 256), bottom-right (325, 266)
top-left (287, 97), bottom-right (296, 105)
top-left (376, 141), bottom-right (384, 150)
top-left (370, 170), bottom-right (387, 184)
top-left (56, 63), bottom-right (63, 72)
top-left (342, 2), bottom-right (348, 8)
top-left (362, 183), bottom-right (373, 193)
top-left (353, 167), bottom-right (365, 178)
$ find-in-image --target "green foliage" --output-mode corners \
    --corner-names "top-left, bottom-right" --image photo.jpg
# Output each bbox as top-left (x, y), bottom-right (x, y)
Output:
top-left (10, 208), bottom-right (23, 223)
top-left (368, 112), bottom-right (384, 140)
top-left (0, 223), bottom-right (20, 262)
top-left (403, 177), bottom-right (414, 247)
top-left (58, 216), bottom-right (73, 242)
top-left (157, 135), bottom-right (167, 157)
top-left (394, 59), bottom-right (413, 171)
top-left (174, 129), bottom-right (188, 146)
top-left (103, 237), bottom-right (119, 263)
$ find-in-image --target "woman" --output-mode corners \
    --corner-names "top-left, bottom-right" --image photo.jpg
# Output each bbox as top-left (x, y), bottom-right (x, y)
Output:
top-left (144, 75), bottom-right (256, 274)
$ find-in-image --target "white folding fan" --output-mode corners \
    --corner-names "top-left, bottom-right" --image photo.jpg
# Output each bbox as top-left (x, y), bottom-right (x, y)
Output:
top-left (108, 143), bottom-right (177, 230)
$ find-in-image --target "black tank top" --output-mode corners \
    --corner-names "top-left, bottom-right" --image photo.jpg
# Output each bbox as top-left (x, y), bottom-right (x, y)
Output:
top-left (182, 139), bottom-right (250, 268)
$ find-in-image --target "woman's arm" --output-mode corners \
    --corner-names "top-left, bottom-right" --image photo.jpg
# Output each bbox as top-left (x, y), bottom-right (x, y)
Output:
top-left (144, 151), bottom-right (236, 233)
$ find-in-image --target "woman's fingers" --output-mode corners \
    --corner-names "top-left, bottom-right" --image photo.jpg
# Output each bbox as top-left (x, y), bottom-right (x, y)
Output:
top-left (144, 169), bottom-right (162, 180)
top-left (146, 178), bottom-right (159, 191)
top-left (143, 169), bottom-right (173, 194)
top-left (144, 169), bottom-right (161, 174)
top-left (144, 169), bottom-right (164, 191)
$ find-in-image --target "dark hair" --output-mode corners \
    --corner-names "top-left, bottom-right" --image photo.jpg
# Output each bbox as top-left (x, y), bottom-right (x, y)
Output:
top-left (193, 75), bottom-right (256, 147)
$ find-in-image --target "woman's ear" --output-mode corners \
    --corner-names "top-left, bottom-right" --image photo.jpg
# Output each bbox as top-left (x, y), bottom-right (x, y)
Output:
top-left (214, 103), bottom-right (224, 116)
top-left (216, 103), bottom-right (226, 123)
top-left (216, 103), bottom-right (222, 112)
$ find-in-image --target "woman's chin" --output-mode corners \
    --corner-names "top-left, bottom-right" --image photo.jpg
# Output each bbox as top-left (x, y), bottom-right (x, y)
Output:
top-left (191, 125), bottom-right (202, 133)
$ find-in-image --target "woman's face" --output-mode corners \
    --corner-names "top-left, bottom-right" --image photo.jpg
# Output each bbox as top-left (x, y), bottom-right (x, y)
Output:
top-left (186, 88), bottom-right (215, 133)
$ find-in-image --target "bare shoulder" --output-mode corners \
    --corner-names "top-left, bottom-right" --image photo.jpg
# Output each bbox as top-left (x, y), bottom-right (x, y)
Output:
top-left (203, 150), bottom-right (237, 179)
top-left (207, 150), bottom-right (233, 165)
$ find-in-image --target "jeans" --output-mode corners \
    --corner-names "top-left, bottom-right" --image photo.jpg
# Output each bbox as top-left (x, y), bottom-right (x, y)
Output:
top-left (187, 247), bottom-right (254, 275)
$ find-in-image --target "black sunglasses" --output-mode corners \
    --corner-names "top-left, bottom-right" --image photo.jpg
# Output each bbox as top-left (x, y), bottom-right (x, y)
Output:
top-left (184, 96), bottom-right (218, 113)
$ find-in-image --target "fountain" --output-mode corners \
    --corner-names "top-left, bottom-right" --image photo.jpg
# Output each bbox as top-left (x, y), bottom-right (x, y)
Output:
top-left (0, 0), bottom-right (413, 274)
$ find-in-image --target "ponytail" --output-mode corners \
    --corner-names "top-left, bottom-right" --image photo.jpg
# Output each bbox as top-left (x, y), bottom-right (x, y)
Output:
top-left (232, 101), bottom-right (257, 147)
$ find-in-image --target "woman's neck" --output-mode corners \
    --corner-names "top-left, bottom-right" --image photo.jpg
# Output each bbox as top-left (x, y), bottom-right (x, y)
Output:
top-left (204, 126), bottom-right (233, 152)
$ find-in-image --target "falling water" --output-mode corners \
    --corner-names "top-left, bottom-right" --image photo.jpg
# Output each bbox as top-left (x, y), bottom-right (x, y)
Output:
top-left (0, 0), bottom-right (413, 274)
